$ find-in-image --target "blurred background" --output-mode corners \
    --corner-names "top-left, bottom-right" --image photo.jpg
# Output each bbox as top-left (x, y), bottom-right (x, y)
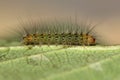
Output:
top-left (0, 0), bottom-right (120, 45)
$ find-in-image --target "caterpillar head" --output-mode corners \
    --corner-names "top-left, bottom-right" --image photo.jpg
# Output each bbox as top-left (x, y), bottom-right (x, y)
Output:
top-left (87, 34), bottom-right (96, 46)
top-left (22, 33), bottom-right (40, 45)
top-left (78, 33), bottom-right (96, 46)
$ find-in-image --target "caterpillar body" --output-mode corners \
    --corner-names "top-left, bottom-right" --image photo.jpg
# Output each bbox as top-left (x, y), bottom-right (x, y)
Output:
top-left (22, 33), bottom-right (95, 46)
top-left (15, 19), bottom-right (98, 46)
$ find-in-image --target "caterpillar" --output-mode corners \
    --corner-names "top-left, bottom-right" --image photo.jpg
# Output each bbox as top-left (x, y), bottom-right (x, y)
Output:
top-left (22, 31), bottom-right (96, 46)
top-left (14, 19), bottom-right (98, 46)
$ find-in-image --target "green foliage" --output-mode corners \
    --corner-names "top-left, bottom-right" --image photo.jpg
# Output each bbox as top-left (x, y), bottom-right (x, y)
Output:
top-left (0, 45), bottom-right (120, 80)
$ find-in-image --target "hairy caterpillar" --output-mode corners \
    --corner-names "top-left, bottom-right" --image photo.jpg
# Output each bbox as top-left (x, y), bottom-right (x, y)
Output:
top-left (22, 31), bottom-right (95, 46)
top-left (15, 19), bottom-right (98, 46)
